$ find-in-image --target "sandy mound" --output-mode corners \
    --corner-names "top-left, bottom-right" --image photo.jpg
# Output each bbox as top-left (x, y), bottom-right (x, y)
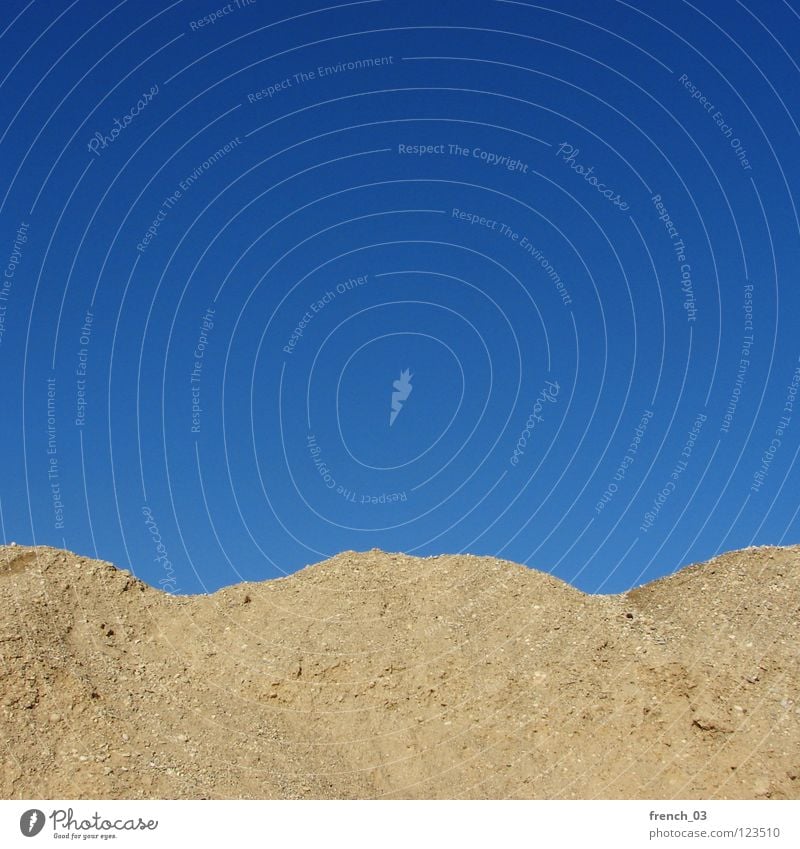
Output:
top-left (1, 544), bottom-right (797, 799)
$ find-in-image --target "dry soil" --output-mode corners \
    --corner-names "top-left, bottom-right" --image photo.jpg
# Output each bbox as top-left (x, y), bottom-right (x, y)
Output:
top-left (1, 544), bottom-right (797, 799)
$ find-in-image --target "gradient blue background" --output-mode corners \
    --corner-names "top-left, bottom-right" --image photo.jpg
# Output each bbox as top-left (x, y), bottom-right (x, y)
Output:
top-left (1, 0), bottom-right (799, 593)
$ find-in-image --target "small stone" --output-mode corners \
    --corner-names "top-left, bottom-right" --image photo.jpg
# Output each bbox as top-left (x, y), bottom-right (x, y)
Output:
top-left (753, 777), bottom-right (771, 796)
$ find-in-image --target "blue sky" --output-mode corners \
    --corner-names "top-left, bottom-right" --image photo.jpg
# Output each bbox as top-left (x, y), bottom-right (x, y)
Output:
top-left (1, 0), bottom-right (799, 594)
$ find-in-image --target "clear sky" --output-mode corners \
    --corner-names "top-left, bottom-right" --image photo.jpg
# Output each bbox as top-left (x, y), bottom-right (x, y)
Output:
top-left (1, 0), bottom-right (798, 594)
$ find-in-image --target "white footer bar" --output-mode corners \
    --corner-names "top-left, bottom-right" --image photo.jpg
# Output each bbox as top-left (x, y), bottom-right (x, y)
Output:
top-left (2, 799), bottom-right (797, 848)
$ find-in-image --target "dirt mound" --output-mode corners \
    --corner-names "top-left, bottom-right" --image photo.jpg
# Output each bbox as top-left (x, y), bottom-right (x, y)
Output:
top-left (1, 544), bottom-right (798, 799)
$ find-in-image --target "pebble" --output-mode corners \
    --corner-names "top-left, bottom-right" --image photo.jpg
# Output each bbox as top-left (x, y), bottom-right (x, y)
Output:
top-left (753, 777), bottom-right (771, 796)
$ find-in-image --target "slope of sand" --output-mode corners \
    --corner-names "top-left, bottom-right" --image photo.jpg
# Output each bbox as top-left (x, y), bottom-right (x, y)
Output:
top-left (1, 544), bottom-right (797, 799)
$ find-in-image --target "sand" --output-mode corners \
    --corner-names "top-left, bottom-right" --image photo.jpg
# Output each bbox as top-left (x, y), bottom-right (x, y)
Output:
top-left (1, 543), bottom-right (797, 799)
